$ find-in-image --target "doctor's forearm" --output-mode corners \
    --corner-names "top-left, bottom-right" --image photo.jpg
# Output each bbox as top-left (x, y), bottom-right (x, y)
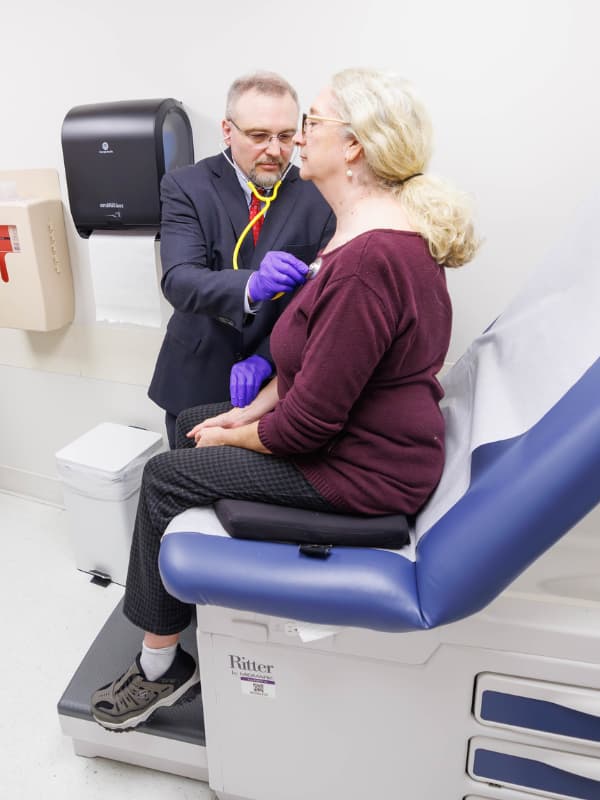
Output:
top-left (162, 263), bottom-right (251, 324)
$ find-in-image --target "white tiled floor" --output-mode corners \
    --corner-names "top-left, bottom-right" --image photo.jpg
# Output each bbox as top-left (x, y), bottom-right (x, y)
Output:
top-left (0, 491), bottom-right (215, 800)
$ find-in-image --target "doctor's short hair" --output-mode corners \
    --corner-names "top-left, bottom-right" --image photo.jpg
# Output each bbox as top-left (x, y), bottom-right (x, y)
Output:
top-left (330, 67), bottom-right (479, 268)
top-left (226, 71), bottom-right (299, 118)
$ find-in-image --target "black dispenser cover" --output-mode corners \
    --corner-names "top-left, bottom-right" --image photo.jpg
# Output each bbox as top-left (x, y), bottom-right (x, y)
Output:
top-left (61, 98), bottom-right (194, 238)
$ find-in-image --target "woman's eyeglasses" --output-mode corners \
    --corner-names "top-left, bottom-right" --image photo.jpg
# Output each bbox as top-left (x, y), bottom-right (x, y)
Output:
top-left (301, 113), bottom-right (350, 134)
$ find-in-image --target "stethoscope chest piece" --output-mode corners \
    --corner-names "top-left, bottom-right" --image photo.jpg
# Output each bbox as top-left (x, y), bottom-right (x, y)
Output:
top-left (307, 257), bottom-right (322, 279)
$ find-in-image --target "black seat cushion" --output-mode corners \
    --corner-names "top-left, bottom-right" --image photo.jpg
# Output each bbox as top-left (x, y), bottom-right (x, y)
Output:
top-left (214, 499), bottom-right (410, 549)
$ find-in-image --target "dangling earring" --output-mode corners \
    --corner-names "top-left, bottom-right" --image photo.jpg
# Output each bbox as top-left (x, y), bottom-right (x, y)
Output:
top-left (346, 168), bottom-right (353, 178)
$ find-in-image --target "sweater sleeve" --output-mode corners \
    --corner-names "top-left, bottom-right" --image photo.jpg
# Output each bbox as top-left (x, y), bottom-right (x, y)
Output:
top-left (258, 273), bottom-right (400, 455)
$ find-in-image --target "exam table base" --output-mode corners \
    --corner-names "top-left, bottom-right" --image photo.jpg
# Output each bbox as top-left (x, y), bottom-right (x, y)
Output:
top-left (58, 569), bottom-right (600, 800)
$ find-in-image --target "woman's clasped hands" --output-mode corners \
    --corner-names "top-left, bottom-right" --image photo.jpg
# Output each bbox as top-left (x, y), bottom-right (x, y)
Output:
top-left (186, 406), bottom-right (249, 448)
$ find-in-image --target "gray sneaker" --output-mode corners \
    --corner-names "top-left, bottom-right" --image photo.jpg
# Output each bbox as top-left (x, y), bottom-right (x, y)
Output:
top-left (91, 645), bottom-right (200, 731)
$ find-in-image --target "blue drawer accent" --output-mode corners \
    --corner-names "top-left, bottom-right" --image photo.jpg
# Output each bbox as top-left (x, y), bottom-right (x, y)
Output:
top-left (473, 748), bottom-right (600, 800)
top-left (481, 690), bottom-right (600, 743)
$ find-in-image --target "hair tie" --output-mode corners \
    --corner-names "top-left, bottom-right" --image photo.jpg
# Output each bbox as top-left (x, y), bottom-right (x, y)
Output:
top-left (401, 172), bottom-right (423, 184)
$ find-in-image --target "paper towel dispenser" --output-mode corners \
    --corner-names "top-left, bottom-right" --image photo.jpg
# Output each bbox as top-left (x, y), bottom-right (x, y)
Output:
top-left (61, 98), bottom-right (194, 238)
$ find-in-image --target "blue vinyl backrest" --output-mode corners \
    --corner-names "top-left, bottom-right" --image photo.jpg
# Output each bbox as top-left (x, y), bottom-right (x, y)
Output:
top-left (416, 356), bottom-right (600, 627)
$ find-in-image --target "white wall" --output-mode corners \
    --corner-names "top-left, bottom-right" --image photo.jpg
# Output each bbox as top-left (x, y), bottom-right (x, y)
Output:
top-left (1, 0), bottom-right (598, 502)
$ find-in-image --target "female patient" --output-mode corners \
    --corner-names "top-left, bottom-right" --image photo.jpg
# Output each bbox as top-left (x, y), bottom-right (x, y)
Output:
top-left (91, 67), bottom-right (479, 730)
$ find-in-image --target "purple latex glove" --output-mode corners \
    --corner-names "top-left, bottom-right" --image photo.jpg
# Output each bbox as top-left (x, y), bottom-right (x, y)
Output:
top-left (248, 251), bottom-right (308, 302)
top-left (230, 355), bottom-right (273, 407)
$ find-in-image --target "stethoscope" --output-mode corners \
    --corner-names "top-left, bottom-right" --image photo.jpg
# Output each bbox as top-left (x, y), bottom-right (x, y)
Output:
top-left (221, 146), bottom-right (323, 294)
top-left (220, 145), bottom-right (289, 271)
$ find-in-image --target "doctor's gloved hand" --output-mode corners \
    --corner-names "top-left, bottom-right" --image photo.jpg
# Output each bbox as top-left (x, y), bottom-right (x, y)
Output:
top-left (248, 251), bottom-right (308, 302)
top-left (230, 355), bottom-right (273, 407)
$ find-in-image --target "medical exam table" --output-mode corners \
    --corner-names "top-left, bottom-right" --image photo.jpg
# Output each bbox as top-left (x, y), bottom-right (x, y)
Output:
top-left (59, 195), bottom-right (600, 800)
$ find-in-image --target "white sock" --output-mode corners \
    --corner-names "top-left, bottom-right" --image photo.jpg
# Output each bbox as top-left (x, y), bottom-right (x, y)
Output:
top-left (140, 642), bottom-right (177, 681)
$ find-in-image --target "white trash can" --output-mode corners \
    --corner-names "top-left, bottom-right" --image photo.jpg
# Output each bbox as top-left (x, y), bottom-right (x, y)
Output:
top-left (56, 423), bottom-right (164, 585)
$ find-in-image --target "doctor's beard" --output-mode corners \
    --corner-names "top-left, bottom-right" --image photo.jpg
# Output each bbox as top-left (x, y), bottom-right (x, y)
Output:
top-left (249, 157), bottom-right (285, 189)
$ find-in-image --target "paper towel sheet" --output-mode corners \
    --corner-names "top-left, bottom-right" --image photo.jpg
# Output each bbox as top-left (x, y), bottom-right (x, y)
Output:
top-left (296, 623), bottom-right (340, 643)
top-left (89, 230), bottom-right (161, 326)
top-left (415, 188), bottom-right (600, 540)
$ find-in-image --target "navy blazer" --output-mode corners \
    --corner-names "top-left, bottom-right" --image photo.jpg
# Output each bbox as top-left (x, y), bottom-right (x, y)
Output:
top-left (148, 153), bottom-right (335, 417)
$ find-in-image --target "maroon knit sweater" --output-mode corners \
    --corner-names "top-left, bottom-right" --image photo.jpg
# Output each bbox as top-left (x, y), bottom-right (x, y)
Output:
top-left (258, 229), bottom-right (452, 515)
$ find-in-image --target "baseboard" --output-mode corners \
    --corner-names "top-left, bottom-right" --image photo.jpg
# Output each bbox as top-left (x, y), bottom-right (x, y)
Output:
top-left (0, 464), bottom-right (64, 506)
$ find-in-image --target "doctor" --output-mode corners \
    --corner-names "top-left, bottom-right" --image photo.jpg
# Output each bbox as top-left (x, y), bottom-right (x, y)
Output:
top-left (148, 71), bottom-right (335, 447)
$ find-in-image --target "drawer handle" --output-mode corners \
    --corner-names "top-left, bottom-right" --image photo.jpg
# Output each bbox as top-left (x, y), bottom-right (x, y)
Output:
top-left (474, 738), bottom-right (600, 783)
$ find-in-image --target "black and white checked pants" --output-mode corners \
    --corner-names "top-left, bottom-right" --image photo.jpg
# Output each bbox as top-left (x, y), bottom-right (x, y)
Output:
top-left (124, 402), bottom-right (336, 634)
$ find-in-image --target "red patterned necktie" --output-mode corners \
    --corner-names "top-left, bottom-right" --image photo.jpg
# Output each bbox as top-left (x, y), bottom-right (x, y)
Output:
top-left (248, 191), bottom-right (264, 244)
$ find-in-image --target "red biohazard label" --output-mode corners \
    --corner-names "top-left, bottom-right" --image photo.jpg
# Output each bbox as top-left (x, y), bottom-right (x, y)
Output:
top-left (0, 225), bottom-right (15, 282)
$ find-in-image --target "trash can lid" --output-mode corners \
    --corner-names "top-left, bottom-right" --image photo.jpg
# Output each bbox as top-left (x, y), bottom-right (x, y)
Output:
top-left (55, 423), bottom-right (163, 476)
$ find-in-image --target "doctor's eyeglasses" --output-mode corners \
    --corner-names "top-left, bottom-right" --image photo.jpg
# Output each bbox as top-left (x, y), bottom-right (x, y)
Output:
top-left (228, 118), bottom-right (296, 147)
top-left (301, 113), bottom-right (351, 134)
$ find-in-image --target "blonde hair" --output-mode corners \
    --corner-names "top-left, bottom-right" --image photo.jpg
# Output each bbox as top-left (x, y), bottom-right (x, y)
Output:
top-left (330, 68), bottom-right (479, 268)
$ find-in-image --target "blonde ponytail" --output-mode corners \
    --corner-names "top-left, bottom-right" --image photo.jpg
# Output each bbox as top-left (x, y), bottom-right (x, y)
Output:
top-left (398, 174), bottom-right (479, 267)
top-left (330, 68), bottom-right (480, 267)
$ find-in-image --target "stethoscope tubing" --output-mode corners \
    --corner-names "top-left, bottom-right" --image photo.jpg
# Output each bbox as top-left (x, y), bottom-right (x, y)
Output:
top-left (221, 147), bottom-right (319, 299)
top-left (232, 179), bottom-right (282, 271)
